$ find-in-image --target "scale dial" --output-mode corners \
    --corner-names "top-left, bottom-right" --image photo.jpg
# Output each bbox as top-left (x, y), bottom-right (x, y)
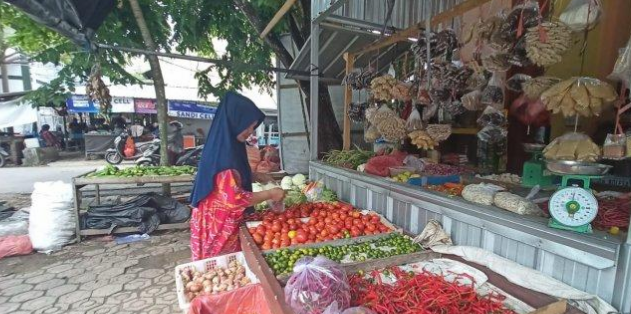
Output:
top-left (549, 187), bottom-right (598, 227)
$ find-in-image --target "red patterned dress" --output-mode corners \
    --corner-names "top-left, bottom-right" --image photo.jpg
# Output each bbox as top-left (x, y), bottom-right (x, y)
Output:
top-left (190, 169), bottom-right (252, 261)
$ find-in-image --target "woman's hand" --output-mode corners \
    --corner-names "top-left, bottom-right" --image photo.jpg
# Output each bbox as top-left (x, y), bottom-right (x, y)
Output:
top-left (269, 188), bottom-right (286, 202)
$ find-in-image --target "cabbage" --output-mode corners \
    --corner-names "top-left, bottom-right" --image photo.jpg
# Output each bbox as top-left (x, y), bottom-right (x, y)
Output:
top-left (252, 183), bottom-right (264, 193)
top-left (280, 176), bottom-right (294, 190)
top-left (292, 174), bottom-right (306, 186)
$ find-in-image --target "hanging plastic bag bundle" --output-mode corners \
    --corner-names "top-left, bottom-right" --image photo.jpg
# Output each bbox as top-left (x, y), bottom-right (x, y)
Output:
top-left (285, 256), bottom-right (351, 314)
top-left (608, 33), bottom-right (631, 90)
top-left (559, 0), bottom-right (603, 32)
top-left (405, 108), bottom-right (424, 131)
top-left (480, 72), bottom-right (505, 109)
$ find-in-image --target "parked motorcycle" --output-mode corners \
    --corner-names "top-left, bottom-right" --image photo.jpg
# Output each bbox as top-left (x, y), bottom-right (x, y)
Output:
top-left (0, 146), bottom-right (9, 168)
top-left (105, 131), bottom-right (159, 165)
top-left (135, 144), bottom-right (203, 167)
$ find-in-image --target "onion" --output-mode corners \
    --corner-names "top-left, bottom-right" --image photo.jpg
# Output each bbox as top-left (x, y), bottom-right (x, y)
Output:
top-left (185, 281), bottom-right (195, 290)
top-left (189, 283), bottom-right (202, 293)
top-left (202, 280), bottom-right (211, 287)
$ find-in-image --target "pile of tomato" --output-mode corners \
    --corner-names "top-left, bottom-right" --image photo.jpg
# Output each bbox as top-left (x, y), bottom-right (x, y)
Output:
top-left (247, 202), bottom-right (391, 250)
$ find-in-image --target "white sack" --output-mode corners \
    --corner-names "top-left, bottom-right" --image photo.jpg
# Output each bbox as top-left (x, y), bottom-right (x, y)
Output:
top-left (29, 181), bottom-right (75, 252)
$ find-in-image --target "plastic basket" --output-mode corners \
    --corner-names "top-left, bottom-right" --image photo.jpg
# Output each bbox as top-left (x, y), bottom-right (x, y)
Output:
top-left (174, 252), bottom-right (260, 312)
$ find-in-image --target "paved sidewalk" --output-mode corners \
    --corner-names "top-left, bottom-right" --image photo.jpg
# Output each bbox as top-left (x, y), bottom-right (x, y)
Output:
top-left (0, 230), bottom-right (191, 314)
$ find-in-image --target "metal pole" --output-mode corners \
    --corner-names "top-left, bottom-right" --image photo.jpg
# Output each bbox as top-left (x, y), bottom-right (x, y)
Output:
top-left (96, 43), bottom-right (314, 78)
top-left (309, 22), bottom-right (320, 161)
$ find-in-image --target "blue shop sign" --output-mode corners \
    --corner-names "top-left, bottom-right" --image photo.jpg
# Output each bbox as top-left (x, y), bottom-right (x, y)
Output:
top-left (168, 100), bottom-right (217, 120)
top-left (66, 95), bottom-right (99, 113)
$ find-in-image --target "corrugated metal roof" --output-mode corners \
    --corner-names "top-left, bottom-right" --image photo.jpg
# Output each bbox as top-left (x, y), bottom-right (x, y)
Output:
top-left (287, 21), bottom-right (411, 83)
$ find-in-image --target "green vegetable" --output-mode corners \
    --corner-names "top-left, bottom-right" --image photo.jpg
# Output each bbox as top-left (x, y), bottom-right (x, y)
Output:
top-left (323, 148), bottom-right (375, 170)
top-left (264, 233), bottom-right (422, 275)
top-left (87, 165), bottom-right (196, 178)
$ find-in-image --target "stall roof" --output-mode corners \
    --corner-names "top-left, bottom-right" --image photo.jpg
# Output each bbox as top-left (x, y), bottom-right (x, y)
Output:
top-left (286, 18), bottom-right (411, 84)
top-left (5, 0), bottom-right (115, 46)
top-left (0, 97), bottom-right (38, 129)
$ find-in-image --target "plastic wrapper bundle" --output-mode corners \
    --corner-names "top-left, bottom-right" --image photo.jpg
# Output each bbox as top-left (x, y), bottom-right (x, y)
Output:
top-left (493, 192), bottom-right (544, 216)
top-left (505, 74), bottom-right (532, 92)
top-left (461, 90), bottom-right (483, 111)
top-left (0, 209), bottom-right (29, 237)
top-left (403, 155), bottom-right (426, 173)
top-left (609, 33), bottom-right (631, 90)
top-left (560, 0), bottom-right (602, 32)
top-left (405, 108), bottom-right (423, 131)
top-left (462, 183), bottom-right (504, 206)
top-left (285, 256), bottom-right (351, 314)
top-left (188, 283), bottom-right (272, 314)
top-left (477, 126), bottom-right (508, 174)
top-left (543, 132), bottom-right (601, 162)
top-left (603, 134), bottom-right (627, 159)
top-left (0, 235), bottom-right (32, 259)
top-left (477, 106), bottom-right (507, 127)
top-left (29, 181), bottom-right (75, 252)
top-left (480, 72), bottom-right (505, 109)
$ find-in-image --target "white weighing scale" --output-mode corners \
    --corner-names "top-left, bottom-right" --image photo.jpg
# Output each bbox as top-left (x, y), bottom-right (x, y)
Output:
top-left (545, 160), bottom-right (612, 234)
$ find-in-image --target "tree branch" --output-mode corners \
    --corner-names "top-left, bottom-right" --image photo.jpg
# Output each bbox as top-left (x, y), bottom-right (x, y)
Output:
top-left (233, 0), bottom-right (295, 71)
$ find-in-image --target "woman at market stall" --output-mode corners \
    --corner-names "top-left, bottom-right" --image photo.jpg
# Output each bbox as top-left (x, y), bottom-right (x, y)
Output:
top-left (190, 92), bottom-right (285, 260)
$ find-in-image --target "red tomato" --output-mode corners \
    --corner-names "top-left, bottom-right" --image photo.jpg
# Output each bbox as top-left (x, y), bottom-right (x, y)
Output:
top-left (255, 226), bottom-right (266, 235)
top-left (353, 219), bottom-right (362, 226)
top-left (366, 222), bottom-right (376, 232)
top-left (364, 230), bottom-right (373, 236)
top-left (277, 216), bottom-right (286, 223)
top-left (324, 217), bottom-right (333, 224)
top-left (271, 223), bottom-right (282, 233)
top-left (252, 233), bottom-right (263, 244)
top-left (290, 238), bottom-right (300, 245)
top-left (296, 233), bottom-right (307, 244)
top-left (316, 222), bottom-right (325, 230)
top-left (248, 227), bottom-right (256, 234)
top-left (305, 240), bottom-right (314, 244)
top-left (320, 229), bottom-right (329, 237)
top-left (281, 239), bottom-right (291, 247)
top-left (350, 228), bottom-right (361, 237)
top-left (271, 238), bottom-right (280, 245)
top-left (332, 213), bottom-right (340, 220)
top-left (352, 211), bottom-right (361, 218)
top-left (328, 225), bottom-right (339, 234)
top-left (339, 213), bottom-right (348, 220)
top-left (361, 216), bottom-right (369, 223)
top-left (272, 243), bottom-right (280, 249)
top-left (261, 243), bottom-right (271, 250)
top-left (370, 215), bottom-right (381, 223)
top-left (319, 211), bottom-right (327, 218)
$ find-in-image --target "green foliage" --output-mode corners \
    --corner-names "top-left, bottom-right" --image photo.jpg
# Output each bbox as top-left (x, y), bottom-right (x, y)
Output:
top-left (1, 0), bottom-right (306, 106)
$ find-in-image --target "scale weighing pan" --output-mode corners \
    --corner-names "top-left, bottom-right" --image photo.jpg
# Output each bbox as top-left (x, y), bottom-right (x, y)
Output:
top-left (545, 160), bottom-right (612, 176)
top-left (523, 143), bottom-right (546, 153)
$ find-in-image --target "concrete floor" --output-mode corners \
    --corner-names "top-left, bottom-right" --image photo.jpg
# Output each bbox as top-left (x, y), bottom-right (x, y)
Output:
top-left (0, 230), bottom-right (191, 314)
top-left (0, 161), bottom-right (102, 194)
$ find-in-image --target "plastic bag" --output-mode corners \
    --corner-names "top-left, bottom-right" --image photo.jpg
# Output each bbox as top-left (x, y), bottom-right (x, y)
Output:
top-left (477, 125), bottom-right (507, 145)
top-left (462, 183), bottom-right (504, 206)
top-left (405, 108), bottom-right (423, 131)
top-left (560, 0), bottom-right (602, 32)
top-left (603, 134), bottom-right (627, 159)
top-left (477, 106), bottom-right (507, 127)
top-left (0, 209), bottom-right (29, 237)
top-left (609, 34), bottom-right (631, 90)
top-left (461, 90), bottom-right (483, 111)
top-left (188, 283), bottom-right (272, 314)
top-left (124, 137), bottom-right (135, 157)
top-left (403, 155), bottom-right (426, 173)
top-left (322, 301), bottom-right (376, 314)
top-left (543, 132), bottom-right (601, 162)
top-left (506, 74), bottom-right (532, 92)
top-left (29, 181), bottom-right (75, 252)
top-left (493, 192), bottom-right (544, 216)
top-left (0, 235), bottom-right (33, 259)
top-left (480, 72), bottom-right (504, 109)
top-left (285, 256), bottom-right (351, 314)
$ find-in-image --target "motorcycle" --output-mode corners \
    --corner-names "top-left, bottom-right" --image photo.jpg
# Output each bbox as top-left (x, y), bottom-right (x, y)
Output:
top-left (105, 131), bottom-right (160, 165)
top-left (0, 146), bottom-right (9, 168)
top-left (135, 144), bottom-right (203, 167)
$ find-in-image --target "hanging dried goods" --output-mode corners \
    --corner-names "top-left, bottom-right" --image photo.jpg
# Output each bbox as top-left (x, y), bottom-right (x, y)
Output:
top-left (426, 124), bottom-right (452, 142)
top-left (364, 124), bottom-right (381, 143)
top-left (411, 29), bottom-right (458, 62)
top-left (541, 77), bottom-right (617, 117)
top-left (390, 82), bottom-right (412, 102)
top-left (370, 75), bottom-right (397, 101)
top-left (348, 102), bottom-right (368, 124)
top-left (559, 0), bottom-right (603, 32)
top-left (522, 76), bottom-right (562, 100)
top-left (343, 68), bottom-right (378, 90)
top-left (461, 90), bottom-right (483, 111)
top-left (405, 108), bottom-right (423, 131)
top-left (409, 130), bottom-right (437, 150)
top-left (86, 64), bottom-right (112, 113)
top-left (482, 52), bottom-right (512, 72)
top-left (505, 74), bottom-right (532, 92)
top-left (497, 3), bottom-right (542, 46)
top-left (376, 116), bottom-right (408, 143)
top-left (433, 62), bottom-right (474, 91)
top-left (525, 21), bottom-right (572, 67)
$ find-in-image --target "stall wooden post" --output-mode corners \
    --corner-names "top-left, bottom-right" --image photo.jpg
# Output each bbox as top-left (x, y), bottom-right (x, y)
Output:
top-left (343, 52), bottom-right (355, 150)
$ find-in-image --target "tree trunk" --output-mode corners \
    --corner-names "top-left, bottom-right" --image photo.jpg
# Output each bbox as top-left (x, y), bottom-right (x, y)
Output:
top-left (234, 0), bottom-right (342, 156)
top-left (127, 0), bottom-right (169, 167)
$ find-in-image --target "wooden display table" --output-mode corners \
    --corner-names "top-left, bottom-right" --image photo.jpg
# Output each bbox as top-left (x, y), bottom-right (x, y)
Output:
top-left (72, 171), bottom-right (194, 242)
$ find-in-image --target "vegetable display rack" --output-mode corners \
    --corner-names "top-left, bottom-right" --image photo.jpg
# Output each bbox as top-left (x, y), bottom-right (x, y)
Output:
top-left (71, 170), bottom-right (194, 242)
